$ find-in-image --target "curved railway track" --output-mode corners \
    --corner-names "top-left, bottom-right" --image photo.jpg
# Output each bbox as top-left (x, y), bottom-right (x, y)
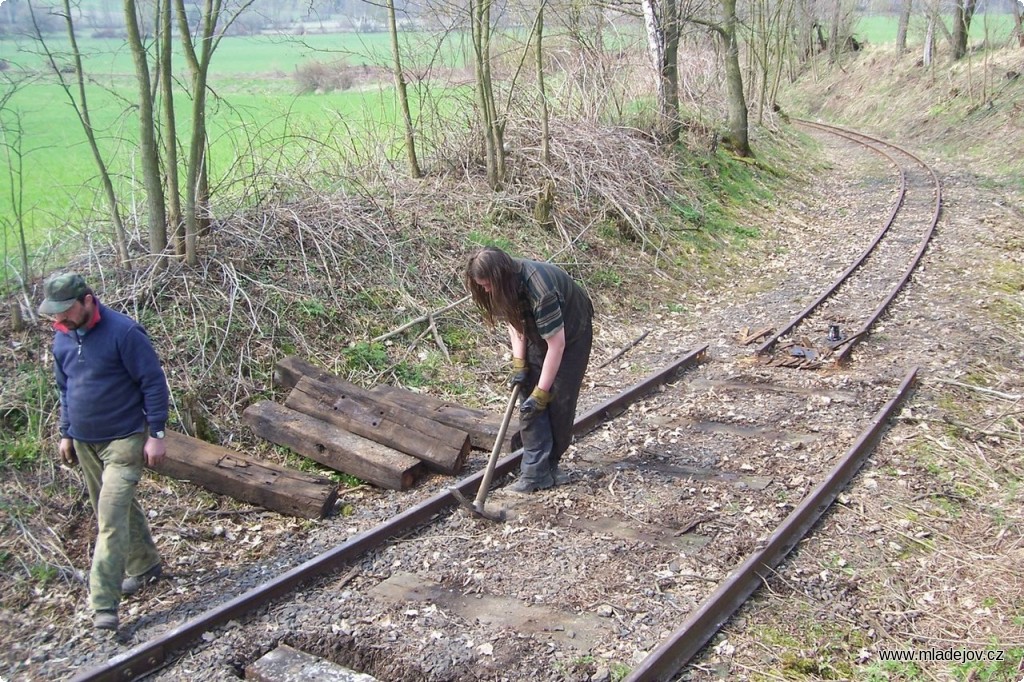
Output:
top-left (67, 124), bottom-right (942, 682)
top-left (756, 120), bottom-right (943, 367)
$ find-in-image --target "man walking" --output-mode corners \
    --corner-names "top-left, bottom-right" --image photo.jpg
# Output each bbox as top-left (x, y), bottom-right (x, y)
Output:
top-left (40, 272), bottom-right (168, 632)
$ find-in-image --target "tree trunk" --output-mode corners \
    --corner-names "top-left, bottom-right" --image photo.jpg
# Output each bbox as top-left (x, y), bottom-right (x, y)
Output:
top-left (952, 0), bottom-right (977, 60)
top-left (535, 1), bottom-right (550, 165)
top-left (828, 0), bottom-right (841, 62)
top-left (158, 0), bottom-right (183, 256)
top-left (0, 119), bottom-right (31, 292)
top-left (641, 0), bottom-right (681, 144)
top-left (721, 0), bottom-right (751, 157)
top-left (896, 0), bottom-right (912, 53)
top-left (470, 0), bottom-right (505, 190)
top-left (923, 16), bottom-right (934, 66)
top-left (1014, 0), bottom-right (1023, 48)
top-left (661, 0), bottom-right (681, 143)
top-left (175, 0), bottom-right (228, 266)
top-left (49, 0), bottom-right (130, 263)
top-left (124, 0), bottom-right (168, 261)
top-left (386, 0), bottom-right (421, 179)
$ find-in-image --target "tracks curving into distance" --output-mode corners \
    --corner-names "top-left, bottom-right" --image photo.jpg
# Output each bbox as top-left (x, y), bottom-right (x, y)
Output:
top-left (755, 120), bottom-right (943, 367)
top-left (70, 124), bottom-right (941, 682)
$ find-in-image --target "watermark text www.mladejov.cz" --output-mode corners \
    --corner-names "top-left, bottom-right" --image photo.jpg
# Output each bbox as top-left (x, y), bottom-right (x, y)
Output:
top-left (877, 648), bottom-right (1005, 664)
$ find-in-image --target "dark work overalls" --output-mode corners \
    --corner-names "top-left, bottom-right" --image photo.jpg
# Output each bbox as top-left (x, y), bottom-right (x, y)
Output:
top-left (516, 261), bottom-right (594, 486)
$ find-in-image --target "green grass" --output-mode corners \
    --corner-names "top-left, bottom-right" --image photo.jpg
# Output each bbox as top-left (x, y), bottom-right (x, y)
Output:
top-left (0, 32), bottom-right (468, 76)
top-left (0, 77), bottom-right (460, 247)
top-left (853, 13), bottom-right (1018, 46)
top-left (0, 365), bottom-right (52, 471)
top-left (0, 28), bottom-right (476, 256)
top-left (950, 646), bottom-right (1024, 681)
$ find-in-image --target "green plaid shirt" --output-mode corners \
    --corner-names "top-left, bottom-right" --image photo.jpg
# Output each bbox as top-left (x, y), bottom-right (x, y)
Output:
top-left (517, 259), bottom-right (593, 342)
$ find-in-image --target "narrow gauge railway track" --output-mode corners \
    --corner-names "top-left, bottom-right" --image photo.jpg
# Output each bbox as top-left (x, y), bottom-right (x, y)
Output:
top-left (72, 359), bottom-right (915, 682)
top-left (756, 120), bottom-right (942, 367)
top-left (69, 128), bottom-right (928, 682)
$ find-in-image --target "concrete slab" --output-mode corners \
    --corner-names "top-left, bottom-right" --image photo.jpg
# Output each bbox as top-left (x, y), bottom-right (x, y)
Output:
top-left (370, 572), bottom-right (607, 650)
top-left (246, 644), bottom-right (380, 682)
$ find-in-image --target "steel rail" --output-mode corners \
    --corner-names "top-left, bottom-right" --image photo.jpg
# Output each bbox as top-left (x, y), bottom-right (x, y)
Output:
top-left (69, 346), bottom-right (708, 682)
top-left (823, 127), bottom-right (943, 362)
top-left (762, 121), bottom-right (942, 365)
top-left (624, 366), bottom-right (919, 682)
top-left (755, 121), bottom-right (908, 355)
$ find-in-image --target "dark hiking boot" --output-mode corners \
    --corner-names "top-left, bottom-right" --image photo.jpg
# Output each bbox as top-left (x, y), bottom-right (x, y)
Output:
top-left (551, 466), bottom-right (570, 486)
top-left (93, 609), bottom-right (118, 631)
top-left (506, 477), bottom-right (553, 494)
top-left (122, 563), bottom-right (162, 596)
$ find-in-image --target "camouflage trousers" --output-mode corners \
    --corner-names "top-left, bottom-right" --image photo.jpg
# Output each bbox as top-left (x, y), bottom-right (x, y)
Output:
top-left (75, 432), bottom-right (161, 611)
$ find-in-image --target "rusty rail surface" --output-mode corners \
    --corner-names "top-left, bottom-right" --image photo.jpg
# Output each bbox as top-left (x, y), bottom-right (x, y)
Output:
top-left (756, 121), bottom-right (942, 361)
top-left (624, 366), bottom-right (919, 681)
top-left (70, 346), bottom-right (708, 682)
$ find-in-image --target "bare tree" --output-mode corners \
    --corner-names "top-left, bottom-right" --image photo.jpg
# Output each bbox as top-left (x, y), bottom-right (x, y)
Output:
top-left (174, 0), bottom-right (257, 265)
top-left (951, 0), bottom-right (978, 60)
top-left (896, 0), bottom-right (912, 53)
top-left (1014, 0), bottom-right (1023, 48)
top-left (719, 0), bottom-right (750, 156)
top-left (745, 0), bottom-right (795, 123)
top-left (535, 0), bottom-right (550, 165)
top-left (642, 0), bottom-right (682, 143)
top-left (125, 0), bottom-right (169, 262)
top-left (158, 0), bottom-right (184, 255)
top-left (470, 0), bottom-right (506, 189)
top-left (386, 0), bottom-right (422, 179)
top-left (0, 107), bottom-right (31, 298)
top-left (29, 0), bottom-right (131, 263)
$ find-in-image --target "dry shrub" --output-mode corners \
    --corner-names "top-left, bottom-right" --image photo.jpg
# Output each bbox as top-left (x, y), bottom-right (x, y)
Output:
top-left (294, 59), bottom-right (356, 94)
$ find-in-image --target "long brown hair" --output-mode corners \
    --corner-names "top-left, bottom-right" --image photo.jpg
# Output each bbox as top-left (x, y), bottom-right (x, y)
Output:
top-left (464, 247), bottom-right (525, 334)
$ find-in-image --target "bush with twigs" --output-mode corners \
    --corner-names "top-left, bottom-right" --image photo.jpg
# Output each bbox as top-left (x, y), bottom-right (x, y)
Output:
top-left (293, 59), bottom-right (356, 94)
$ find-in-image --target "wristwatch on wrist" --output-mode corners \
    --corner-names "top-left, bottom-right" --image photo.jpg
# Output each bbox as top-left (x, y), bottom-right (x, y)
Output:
top-left (153, 430), bottom-right (165, 439)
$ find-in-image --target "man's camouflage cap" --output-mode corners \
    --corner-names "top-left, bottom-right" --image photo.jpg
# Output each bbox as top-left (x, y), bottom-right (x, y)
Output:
top-left (38, 272), bottom-right (88, 315)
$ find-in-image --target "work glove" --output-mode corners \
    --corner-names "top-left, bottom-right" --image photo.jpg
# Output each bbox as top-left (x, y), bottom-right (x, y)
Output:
top-left (508, 357), bottom-right (528, 388)
top-left (520, 387), bottom-right (551, 421)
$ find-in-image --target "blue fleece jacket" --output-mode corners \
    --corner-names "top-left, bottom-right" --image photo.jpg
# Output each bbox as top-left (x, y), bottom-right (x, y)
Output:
top-left (53, 302), bottom-right (169, 443)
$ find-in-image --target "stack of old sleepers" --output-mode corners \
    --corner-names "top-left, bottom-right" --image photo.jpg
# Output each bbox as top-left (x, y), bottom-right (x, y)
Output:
top-left (241, 356), bottom-right (517, 491)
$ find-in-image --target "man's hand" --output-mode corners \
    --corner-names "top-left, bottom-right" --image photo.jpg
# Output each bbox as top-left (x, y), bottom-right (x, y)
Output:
top-left (520, 387), bottom-right (552, 421)
top-left (144, 436), bottom-right (166, 469)
top-left (58, 437), bottom-right (77, 466)
top-left (508, 357), bottom-right (528, 387)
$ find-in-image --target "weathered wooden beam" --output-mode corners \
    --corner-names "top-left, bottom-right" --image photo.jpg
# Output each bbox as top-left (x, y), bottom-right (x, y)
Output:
top-left (370, 384), bottom-right (515, 451)
top-left (285, 376), bottom-right (469, 474)
top-left (274, 356), bottom-right (339, 392)
top-left (274, 355), bottom-right (514, 451)
top-left (242, 401), bottom-right (421, 491)
top-left (156, 431), bottom-right (338, 519)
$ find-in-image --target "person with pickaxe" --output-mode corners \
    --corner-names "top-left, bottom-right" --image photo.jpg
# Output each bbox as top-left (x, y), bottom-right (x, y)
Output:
top-left (465, 247), bottom-right (593, 493)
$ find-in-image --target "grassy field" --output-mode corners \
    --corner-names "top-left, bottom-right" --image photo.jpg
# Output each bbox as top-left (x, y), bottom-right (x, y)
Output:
top-left (0, 80), bottom-right (417, 239)
top-left (0, 29), bottom-right (476, 262)
top-left (1, 31), bottom-right (470, 75)
top-left (853, 12), bottom-right (1019, 45)
top-left (0, 12), bottom-right (1018, 267)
